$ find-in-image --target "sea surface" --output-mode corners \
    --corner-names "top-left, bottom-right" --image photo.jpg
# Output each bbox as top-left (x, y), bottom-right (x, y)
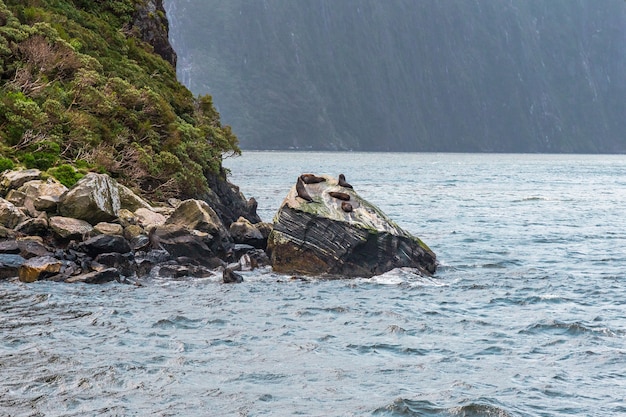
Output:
top-left (1, 152), bottom-right (625, 416)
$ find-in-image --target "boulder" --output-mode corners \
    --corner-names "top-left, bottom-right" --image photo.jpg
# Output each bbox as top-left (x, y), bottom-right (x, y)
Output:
top-left (118, 183), bottom-right (153, 212)
top-left (0, 254), bottom-right (26, 279)
top-left (94, 222), bottom-right (124, 236)
top-left (14, 217), bottom-right (49, 236)
top-left (152, 225), bottom-right (223, 268)
top-left (229, 216), bottom-right (265, 248)
top-left (267, 174), bottom-right (437, 278)
top-left (19, 256), bottom-right (62, 282)
top-left (134, 207), bottom-right (166, 228)
top-left (78, 234), bottom-right (132, 257)
top-left (0, 169), bottom-right (41, 195)
top-left (16, 238), bottom-right (53, 259)
top-left (58, 173), bottom-right (121, 224)
top-left (94, 252), bottom-right (135, 277)
top-left (165, 199), bottom-right (232, 253)
top-left (65, 268), bottom-right (120, 284)
top-left (49, 216), bottom-right (94, 239)
top-left (0, 198), bottom-right (27, 229)
top-left (18, 179), bottom-right (68, 214)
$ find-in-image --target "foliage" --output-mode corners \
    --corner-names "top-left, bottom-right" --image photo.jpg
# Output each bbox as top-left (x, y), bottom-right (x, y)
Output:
top-left (0, 0), bottom-right (240, 199)
top-left (0, 156), bottom-right (13, 171)
top-left (48, 163), bottom-right (83, 187)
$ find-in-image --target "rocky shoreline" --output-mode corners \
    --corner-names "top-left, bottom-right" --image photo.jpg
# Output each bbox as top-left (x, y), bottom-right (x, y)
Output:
top-left (0, 169), bottom-right (272, 284)
top-left (0, 169), bottom-right (437, 284)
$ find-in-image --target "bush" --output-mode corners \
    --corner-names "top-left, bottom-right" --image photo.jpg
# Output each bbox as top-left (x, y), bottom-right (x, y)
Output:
top-left (49, 163), bottom-right (83, 187)
top-left (0, 156), bottom-right (14, 172)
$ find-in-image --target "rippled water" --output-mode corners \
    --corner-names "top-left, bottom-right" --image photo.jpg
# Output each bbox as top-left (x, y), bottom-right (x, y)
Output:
top-left (2, 153), bottom-right (626, 416)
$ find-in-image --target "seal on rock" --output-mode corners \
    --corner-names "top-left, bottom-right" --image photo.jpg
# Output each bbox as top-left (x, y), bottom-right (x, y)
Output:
top-left (341, 201), bottom-right (353, 212)
top-left (296, 176), bottom-right (313, 202)
top-left (329, 191), bottom-right (350, 201)
top-left (300, 174), bottom-right (326, 184)
top-left (338, 174), bottom-right (353, 189)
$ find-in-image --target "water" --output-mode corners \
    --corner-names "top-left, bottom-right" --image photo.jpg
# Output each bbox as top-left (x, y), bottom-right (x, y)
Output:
top-left (2, 152), bottom-right (626, 416)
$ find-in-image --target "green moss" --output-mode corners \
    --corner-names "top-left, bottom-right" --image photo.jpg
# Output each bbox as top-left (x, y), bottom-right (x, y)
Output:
top-left (48, 163), bottom-right (83, 187)
top-left (0, 156), bottom-right (14, 171)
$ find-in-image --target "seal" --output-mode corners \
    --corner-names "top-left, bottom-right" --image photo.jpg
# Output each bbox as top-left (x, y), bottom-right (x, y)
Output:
top-left (341, 201), bottom-right (353, 212)
top-left (338, 174), bottom-right (353, 189)
top-left (296, 176), bottom-right (313, 202)
top-left (329, 191), bottom-right (350, 201)
top-left (300, 174), bottom-right (326, 184)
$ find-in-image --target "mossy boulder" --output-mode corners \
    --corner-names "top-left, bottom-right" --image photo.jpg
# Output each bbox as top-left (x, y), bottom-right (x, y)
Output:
top-left (267, 175), bottom-right (437, 278)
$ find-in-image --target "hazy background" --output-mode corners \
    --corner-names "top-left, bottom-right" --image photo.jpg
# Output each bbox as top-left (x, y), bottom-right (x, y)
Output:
top-left (165, 0), bottom-right (626, 152)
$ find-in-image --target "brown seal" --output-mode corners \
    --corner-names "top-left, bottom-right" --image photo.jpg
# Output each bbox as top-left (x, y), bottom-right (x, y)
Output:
top-left (329, 191), bottom-right (350, 201)
top-left (338, 174), bottom-right (353, 189)
top-left (300, 174), bottom-right (326, 184)
top-left (341, 201), bottom-right (353, 212)
top-left (296, 176), bottom-right (313, 202)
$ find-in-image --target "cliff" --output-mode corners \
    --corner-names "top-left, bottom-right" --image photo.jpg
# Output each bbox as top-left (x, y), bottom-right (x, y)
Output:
top-left (168, 0), bottom-right (626, 153)
top-left (0, 0), bottom-right (252, 225)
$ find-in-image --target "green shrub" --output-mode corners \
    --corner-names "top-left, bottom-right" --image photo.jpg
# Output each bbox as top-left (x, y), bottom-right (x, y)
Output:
top-left (0, 156), bottom-right (14, 172)
top-left (49, 164), bottom-right (83, 187)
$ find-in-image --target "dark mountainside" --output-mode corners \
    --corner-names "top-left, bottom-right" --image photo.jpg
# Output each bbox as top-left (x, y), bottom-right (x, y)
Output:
top-left (166, 0), bottom-right (626, 152)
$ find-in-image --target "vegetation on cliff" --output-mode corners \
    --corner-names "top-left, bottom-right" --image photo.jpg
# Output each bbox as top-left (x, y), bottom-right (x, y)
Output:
top-left (0, 0), bottom-right (239, 199)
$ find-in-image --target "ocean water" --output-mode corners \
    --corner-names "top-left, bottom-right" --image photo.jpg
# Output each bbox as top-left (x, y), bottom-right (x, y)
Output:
top-left (1, 152), bottom-right (625, 416)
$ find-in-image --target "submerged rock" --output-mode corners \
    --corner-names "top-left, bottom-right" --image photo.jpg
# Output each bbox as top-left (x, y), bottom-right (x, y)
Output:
top-left (267, 174), bottom-right (437, 278)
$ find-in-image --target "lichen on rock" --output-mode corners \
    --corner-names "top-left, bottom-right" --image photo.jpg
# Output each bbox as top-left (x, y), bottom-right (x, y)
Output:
top-left (267, 174), bottom-right (437, 278)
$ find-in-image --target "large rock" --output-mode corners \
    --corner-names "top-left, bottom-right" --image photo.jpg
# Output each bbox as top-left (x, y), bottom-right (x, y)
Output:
top-left (18, 179), bottom-right (68, 214)
top-left (49, 216), bottom-right (94, 240)
top-left (58, 173), bottom-right (121, 224)
top-left (0, 254), bottom-right (26, 279)
top-left (267, 174), bottom-right (437, 278)
top-left (0, 169), bottom-right (41, 195)
top-left (19, 256), bottom-right (62, 283)
top-left (229, 216), bottom-right (265, 248)
top-left (165, 199), bottom-right (232, 254)
top-left (0, 198), bottom-right (27, 229)
top-left (152, 225), bottom-right (223, 268)
top-left (78, 234), bottom-right (132, 257)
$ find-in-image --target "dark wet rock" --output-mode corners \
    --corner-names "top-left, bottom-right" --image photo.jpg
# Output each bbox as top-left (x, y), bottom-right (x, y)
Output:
top-left (132, 0), bottom-right (177, 67)
top-left (79, 234), bottom-right (132, 257)
top-left (223, 263), bottom-right (244, 283)
top-left (267, 174), bottom-right (437, 278)
top-left (17, 239), bottom-right (53, 259)
top-left (19, 256), bottom-right (63, 283)
top-left (65, 268), bottom-right (120, 284)
top-left (154, 226), bottom-right (223, 268)
top-left (130, 234), bottom-right (150, 251)
top-left (0, 254), bottom-right (26, 279)
top-left (229, 216), bottom-right (265, 248)
top-left (156, 263), bottom-right (214, 279)
top-left (14, 217), bottom-right (49, 236)
top-left (135, 249), bottom-right (171, 276)
top-left (49, 216), bottom-right (94, 240)
top-left (0, 240), bottom-right (19, 254)
top-left (95, 252), bottom-right (136, 277)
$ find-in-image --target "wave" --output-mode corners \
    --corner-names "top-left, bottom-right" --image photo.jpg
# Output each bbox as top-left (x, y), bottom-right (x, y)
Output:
top-left (373, 398), bottom-right (514, 416)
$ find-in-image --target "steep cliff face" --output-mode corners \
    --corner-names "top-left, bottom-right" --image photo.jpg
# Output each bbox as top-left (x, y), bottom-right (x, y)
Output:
top-left (133, 0), bottom-right (177, 68)
top-left (167, 0), bottom-right (626, 153)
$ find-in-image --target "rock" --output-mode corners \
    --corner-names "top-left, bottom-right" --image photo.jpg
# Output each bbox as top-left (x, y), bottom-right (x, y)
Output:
top-left (153, 225), bottom-right (223, 268)
top-left (118, 183), bottom-right (153, 212)
top-left (165, 199), bottom-right (232, 254)
top-left (94, 252), bottom-right (136, 277)
top-left (79, 234), bottom-right (132, 257)
top-left (135, 249), bottom-right (171, 276)
top-left (16, 238), bottom-right (53, 258)
top-left (123, 224), bottom-right (144, 240)
top-left (49, 216), bottom-right (94, 240)
top-left (65, 268), bottom-right (120, 284)
top-left (132, 0), bottom-right (177, 67)
top-left (229, 216), bottom-right (265, 248)
top-left (0, 254), bottom-right (26, 279)
top-left (156, 263), bottom-right (214, 279)
top-left (18, 179), bottom-right (68, 214)
top-left (19, 256), bottom-right (62, 283)
top-left (0, 240), bottom-right (19, 254)
top-left (94, 222), bottom-right (124, 236)
top-left (58, 173), bottom-right (121, 224)
top-left (0, 198), bottom-right (27, 229)
top-left (14, 217), bottom-right (49, 236)
top-left (223, 263), bottom-right (244, 283)
top-left (116, 208), bottom-right (137, 227)
top-left (134, 207), bottom-right (166, 228)
top-left (0, 169), bottom-right (41, 195)
top-left (267, 174), bottom-right (437, 278)
top-left (5, 189), bottom-right (26, 206)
